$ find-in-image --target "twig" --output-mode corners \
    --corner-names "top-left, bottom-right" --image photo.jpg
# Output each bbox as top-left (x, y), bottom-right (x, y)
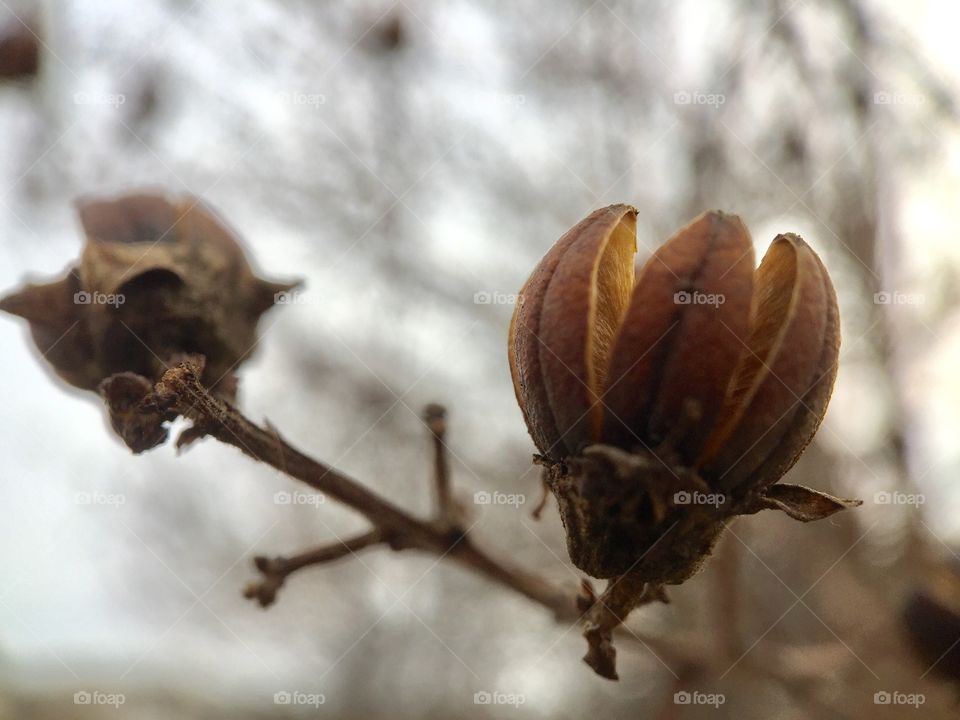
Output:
top-left (713, 527), bottom-right (743, 661)
top-left (245, 529), bottom-right (382, 607)
top-left (581, 573), bottom-right (669, 680)
top-left (423, 403), bottom-right (455, 528)
top-left (147, 361), bottom-right (577, 621)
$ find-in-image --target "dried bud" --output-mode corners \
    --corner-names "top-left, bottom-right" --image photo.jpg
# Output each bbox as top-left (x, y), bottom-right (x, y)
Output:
top-left (1, 193), bottom-right (297, 447)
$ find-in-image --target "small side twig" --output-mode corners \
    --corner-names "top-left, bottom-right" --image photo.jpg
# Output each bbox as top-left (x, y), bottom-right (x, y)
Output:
top-left (423, 403), bottom-right (456, 528)
top-left (245, 529), bottom-right (383, 607)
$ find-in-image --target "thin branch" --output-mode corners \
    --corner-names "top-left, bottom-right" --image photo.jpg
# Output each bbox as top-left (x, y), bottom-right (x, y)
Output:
top-left (145, 360), bottom-right (576, 621)
top-left (713, 528), bottom-right (743, 661)
top-left (423, 402), bottom-right (455, 527)
top-left (245, 529), bottom-right (383, 607)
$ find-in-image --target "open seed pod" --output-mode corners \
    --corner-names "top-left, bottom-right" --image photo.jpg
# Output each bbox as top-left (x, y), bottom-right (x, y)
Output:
top-left (509, 204), bottom-right (860, 678)
top-left (0, 192), bottom-right (298, 451)
top-left (510, 206), bottom-right (841, 486)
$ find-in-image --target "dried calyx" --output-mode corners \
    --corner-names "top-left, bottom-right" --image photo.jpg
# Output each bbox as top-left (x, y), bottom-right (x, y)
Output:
top-left (509, 204), bottom-right (860, 678)
top-left (0, 193), bottom-right (297, 452)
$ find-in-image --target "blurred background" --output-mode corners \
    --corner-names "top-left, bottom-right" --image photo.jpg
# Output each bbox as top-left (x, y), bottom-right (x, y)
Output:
top-left (0, 0), bottom-right (959, 717)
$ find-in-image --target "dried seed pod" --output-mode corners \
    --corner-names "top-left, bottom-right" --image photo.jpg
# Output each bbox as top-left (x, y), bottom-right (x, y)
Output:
top-left (509, 204), bottom-right (859, 678)
top-left (509, 208), bottom-right (842, 490)
top-left (1, 192), bottom-right (298, 448)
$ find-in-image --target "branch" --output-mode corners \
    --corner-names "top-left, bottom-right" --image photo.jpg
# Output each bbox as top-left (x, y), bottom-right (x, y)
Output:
top-left (423, 402), bottom-right (456, 527)
top-left (245, 529), bottom-right (382, 607)
top-left (712, 528), bottom-right (743, 661)
top-left (141, 360), bottom-right (576, 621)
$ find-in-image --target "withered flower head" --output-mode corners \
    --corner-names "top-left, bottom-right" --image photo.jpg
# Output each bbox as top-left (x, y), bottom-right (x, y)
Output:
top-left (1, 192), bottom-right (297, 449)
top-left (509, 205), bottom-right (859, 583)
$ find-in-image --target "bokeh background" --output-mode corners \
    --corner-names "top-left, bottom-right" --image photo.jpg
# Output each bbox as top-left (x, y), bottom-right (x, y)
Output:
top-left (1, 0), bottom-right (959, 718)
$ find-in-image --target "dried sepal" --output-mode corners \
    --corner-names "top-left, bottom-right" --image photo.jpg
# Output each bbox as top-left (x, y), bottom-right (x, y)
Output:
top-left (752, 483), bottom-right (862, 522)
top-left (0, 269), bottom-right (99, 389)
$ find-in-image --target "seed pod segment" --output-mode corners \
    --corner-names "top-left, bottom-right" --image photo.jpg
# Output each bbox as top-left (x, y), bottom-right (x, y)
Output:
top-left (509, 204), bottom-right (637, 459)
top-left (601, 211), bottom-right (754, 463)
top-left (697, 233), bottom-right (833, 490)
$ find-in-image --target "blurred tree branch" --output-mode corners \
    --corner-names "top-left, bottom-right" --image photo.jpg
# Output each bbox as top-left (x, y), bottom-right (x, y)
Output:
top-left (135, 358), bottom-right (578, 622)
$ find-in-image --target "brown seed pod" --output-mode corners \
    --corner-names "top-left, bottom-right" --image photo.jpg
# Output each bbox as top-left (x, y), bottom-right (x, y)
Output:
top-left (509, 204), bottom-right (859, 678)
top-left (509, 208), bottom-right (842, 489)
top-left (1, 192), bottom-right (298, 449)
